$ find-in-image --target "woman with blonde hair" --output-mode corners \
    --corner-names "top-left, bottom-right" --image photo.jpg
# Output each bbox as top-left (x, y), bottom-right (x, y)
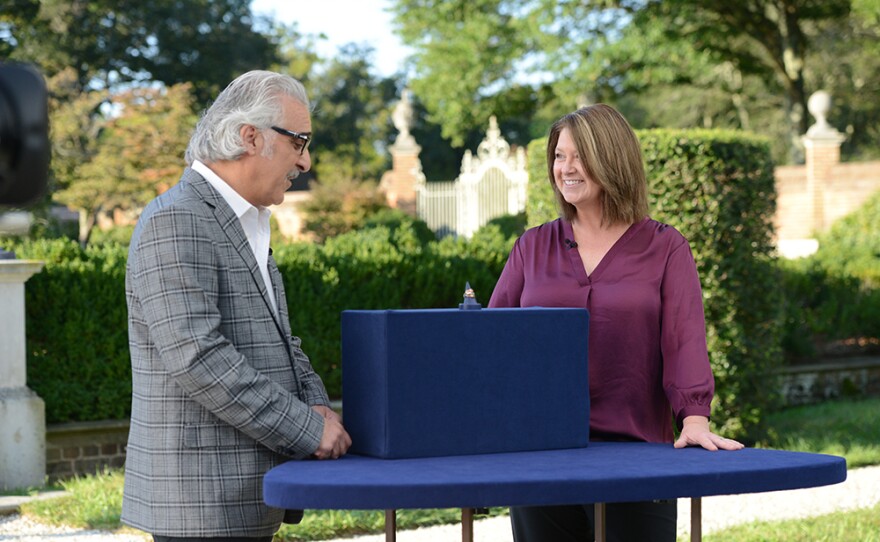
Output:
top-left (489, 104), bottom-right (743, 541)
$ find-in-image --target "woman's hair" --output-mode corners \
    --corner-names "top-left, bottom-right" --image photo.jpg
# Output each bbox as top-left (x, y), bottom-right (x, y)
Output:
top-left (185, 70), bottom-right (310, 165)
top-left (546, 104), bottom-right (649, 225)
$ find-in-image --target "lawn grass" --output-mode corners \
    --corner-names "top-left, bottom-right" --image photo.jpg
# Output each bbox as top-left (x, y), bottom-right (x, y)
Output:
top-left (277, 508), bottom-right (506, 540)
top-left (20, 470), bottom-right (504, 540)
top-left (758, 397), bottom-right (880, 468)
top-left (682, 502), bottom-right (880, 542)
top-left (22, 468), bottom-right (126, 532)
top-left (19, 398), bottom-right (880, 541)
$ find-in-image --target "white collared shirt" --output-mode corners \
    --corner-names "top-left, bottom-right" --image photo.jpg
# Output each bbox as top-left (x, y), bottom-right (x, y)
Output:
top-left (192, 160), bottom-right (278, 316)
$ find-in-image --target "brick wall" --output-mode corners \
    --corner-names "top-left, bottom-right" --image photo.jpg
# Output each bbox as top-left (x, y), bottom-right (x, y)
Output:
top-left (823, 161), bottom-right (880, 226)
top-left (774, 160), bottom-right (880, 245)
top-left (46, 420), bottom-right (129, 481)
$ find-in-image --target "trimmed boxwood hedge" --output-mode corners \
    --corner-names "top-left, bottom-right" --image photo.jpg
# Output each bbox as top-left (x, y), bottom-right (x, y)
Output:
top-left (528, 128), bottom-right (781, 440)
top-left (4, 222), bottom-right (517, 424)
top-left (779, 191), bottom-right (880, 361)
top-left (6, 239), bottom-right (132, 423)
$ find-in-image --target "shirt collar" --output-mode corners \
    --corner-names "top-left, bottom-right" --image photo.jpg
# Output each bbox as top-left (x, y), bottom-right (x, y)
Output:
top-left (191, 160), bottom-right (267, 220)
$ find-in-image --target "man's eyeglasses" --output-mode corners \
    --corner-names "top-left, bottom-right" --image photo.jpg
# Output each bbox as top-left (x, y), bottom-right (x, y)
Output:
top-left (270, 126), bottom-right (311, 156)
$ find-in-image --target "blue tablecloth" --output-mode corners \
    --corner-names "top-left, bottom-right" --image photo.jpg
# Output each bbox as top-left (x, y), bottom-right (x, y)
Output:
top-left (264, 442), bottom-right (846, 510)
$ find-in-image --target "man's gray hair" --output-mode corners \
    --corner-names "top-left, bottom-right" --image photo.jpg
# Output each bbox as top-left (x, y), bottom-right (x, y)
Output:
top-left (185, 70), bottom-right (310, 165)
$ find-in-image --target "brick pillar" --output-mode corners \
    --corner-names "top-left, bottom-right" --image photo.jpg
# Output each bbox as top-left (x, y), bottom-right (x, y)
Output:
top-left (380, 139), bottom-right (422, 216)
top-left (802, 91), bottom-right (845, 233)
top-left (381, 88), bottom-right (423, 216)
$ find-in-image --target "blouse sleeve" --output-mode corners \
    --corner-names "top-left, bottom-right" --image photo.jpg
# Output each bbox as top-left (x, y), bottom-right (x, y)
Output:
top-left (660, 237), bottom-right (715, 428)
top-left (488, 237), bottom-right (525, 308)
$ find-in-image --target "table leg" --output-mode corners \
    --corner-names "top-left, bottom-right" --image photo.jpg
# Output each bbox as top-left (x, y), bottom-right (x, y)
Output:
top-left (385, 509), bottom-right (396, 542)
top-left (691, 498), bottom-right (702, 542)
top-left (462, 508), bottom-right (474, 542)
top-left (594, 502), bottom-right (607, 542)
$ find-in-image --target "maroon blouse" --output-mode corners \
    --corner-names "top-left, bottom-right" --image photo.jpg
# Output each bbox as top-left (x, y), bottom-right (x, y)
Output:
top-left (488, 217), bottom-right (714, 443)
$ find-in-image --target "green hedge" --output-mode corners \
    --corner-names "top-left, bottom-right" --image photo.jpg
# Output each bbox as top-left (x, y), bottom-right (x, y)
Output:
top-left (525, 137), bottom-right (557, 228)
top-left (278, 223), bottom-right (518, 395)
top-left (812, 190), bottom-right (880, 287)
top-left (3, 239), bottom-right (132, 423)
top-left (779, 259), bottom-right (880, 361)
top-left (4, 224), bottom-right (516, 423)
top-left (779, 191), bottom-right (880, 360)
top-left (528, 129), bottom-right (782, 440)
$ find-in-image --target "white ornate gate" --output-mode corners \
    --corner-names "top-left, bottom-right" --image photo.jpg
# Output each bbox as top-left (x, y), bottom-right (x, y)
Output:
top-left (416, 116), bottom-right (528, 238)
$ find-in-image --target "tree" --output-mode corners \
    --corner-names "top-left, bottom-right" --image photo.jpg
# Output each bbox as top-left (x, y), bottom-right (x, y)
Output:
top-left (288, 44), bottom-right (400, 239)
top-left (53, 80), bottom-right (196, 245)
top-left (622, 0), bottom-right (850, 163)
top-left (45, 69), bottom-right (104, 183)
top-left (299, 179), bottom-right (389, 243)
top-left (391, 0), bottom-right (856, 163)
top-left (389, 0), bottom-right (533, 147)
top-left (805, 0), bottom-right (880, 160)
top-left (266, 20), bottom-right (323, 83)
top-left (306, 43), bottom-right (400, 184)
top-left (1, 0), bottom-right (278, 106)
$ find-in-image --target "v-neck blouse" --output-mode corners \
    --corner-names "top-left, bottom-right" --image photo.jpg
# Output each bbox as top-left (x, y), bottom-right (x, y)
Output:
top-left (488, 217), bottom-right (714, 444)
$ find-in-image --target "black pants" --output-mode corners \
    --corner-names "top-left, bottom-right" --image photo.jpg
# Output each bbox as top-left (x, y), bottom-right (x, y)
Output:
top-left (152, 536), bottom-right (273, 542)
top-left (510, 500), bottom-right (677, 542)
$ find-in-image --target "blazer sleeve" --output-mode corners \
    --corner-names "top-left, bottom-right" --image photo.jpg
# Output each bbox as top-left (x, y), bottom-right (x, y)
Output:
top-left (130, 206), bottom-right (325, 458)
top-left (289, 335), bottom-right (331, 406)
top-left (268, 255), bottom-right (332, 408)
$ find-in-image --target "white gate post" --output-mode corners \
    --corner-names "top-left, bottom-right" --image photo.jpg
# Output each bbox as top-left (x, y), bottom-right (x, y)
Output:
top-left (0, 259), bottom-right (46, 490)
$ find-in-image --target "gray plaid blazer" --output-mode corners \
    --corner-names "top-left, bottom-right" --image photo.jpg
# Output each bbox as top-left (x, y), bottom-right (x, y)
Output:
top-left (122, 168), bottom-right (330, 537)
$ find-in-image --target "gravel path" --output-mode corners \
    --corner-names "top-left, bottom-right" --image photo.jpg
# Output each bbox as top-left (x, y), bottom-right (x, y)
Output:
top-left (2, 465), bottom-right (877, 541)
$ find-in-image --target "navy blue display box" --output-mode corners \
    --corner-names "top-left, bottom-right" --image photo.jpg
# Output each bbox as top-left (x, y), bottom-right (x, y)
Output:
top-left (341, 308), bottom-right (590, 458)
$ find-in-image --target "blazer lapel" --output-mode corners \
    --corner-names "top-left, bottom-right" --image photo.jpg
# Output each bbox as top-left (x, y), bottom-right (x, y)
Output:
top-left (187, 171), bottom-right (288, 338)
top-left (268, 252), bottom-right (293, 339)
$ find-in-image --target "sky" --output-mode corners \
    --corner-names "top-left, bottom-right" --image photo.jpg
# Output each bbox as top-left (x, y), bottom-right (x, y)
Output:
top-left (249, 0), bottom-right (411, 77)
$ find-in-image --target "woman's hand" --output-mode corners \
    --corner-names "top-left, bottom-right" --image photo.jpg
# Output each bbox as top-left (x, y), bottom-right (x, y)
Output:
top-left (674, 415), bottom-right (744, 451)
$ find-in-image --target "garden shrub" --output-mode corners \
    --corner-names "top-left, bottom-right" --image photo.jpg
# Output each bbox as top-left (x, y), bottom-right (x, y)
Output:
top-left (779, 258), bottom-right (880, 361)
top-left (276, 225), bottom-right (515, 396)
top-left (643, 130), bottom-right (783, 441)
top-left (2, 238), bottom-right (131, 423)
top-left (525, 138), bottom-right (555, 228)
top-left (811, 190), bottom-right (880, 287)
top-left (526, 129), bottom-right (782, 441)
top-left (361, 208), bottom-right (436, 246)
top-left (4, 227), bottom-right (515, 423)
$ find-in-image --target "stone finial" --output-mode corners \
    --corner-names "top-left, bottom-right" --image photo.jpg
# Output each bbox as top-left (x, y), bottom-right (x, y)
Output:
top-left (805, 91), bottom-right (844, 141)
top-left (392, 88), bottom-right (416, 148)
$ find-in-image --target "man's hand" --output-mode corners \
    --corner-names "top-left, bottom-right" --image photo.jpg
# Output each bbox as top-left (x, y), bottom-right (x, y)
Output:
top-left (311, 405), bottom-right (351, 459)
top-left (674, 415), bottom-right (744, 451)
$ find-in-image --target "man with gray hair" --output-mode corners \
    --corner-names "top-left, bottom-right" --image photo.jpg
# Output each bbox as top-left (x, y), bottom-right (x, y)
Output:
top-left (123, 70), bottom-right (351, 542)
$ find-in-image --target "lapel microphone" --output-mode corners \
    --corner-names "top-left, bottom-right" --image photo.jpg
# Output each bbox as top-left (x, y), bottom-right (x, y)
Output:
top-left (564, 238), bottom-right (578, 250)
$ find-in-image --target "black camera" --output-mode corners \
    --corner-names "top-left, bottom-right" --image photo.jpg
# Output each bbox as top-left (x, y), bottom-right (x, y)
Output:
top-left (0, 63), bottom-right (49, 207)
